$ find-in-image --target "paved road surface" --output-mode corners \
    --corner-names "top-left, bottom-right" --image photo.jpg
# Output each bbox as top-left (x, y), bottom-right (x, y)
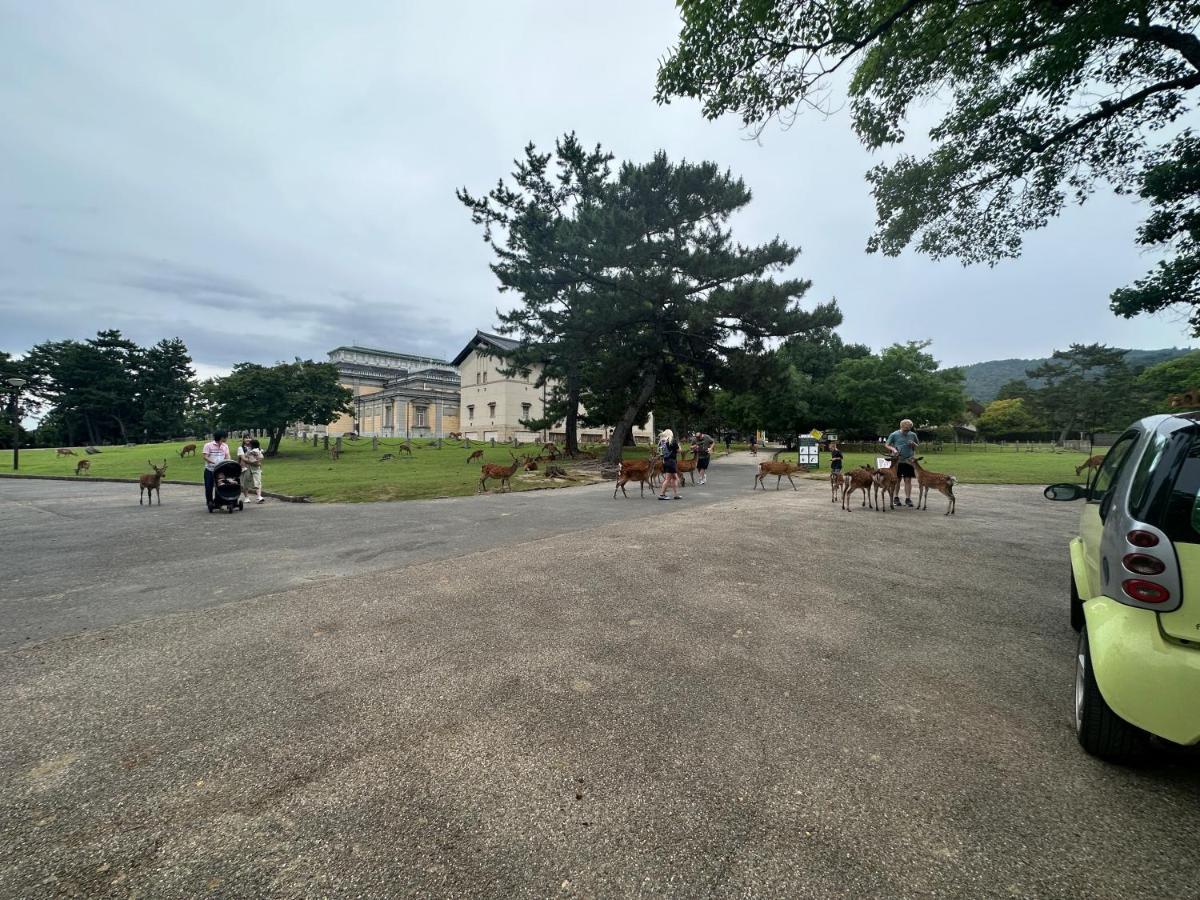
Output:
top-left (1, 454), bottom-right (1198, 898)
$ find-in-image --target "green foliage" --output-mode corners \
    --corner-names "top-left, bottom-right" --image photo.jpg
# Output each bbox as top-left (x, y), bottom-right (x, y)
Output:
top-left (210, 360), bottom-right (352, 456)
top-left (1020, 343), bottom-right (1151, 439)
top-left (1111, 133), bottom-right (1200, 329)
top-left (138, 338), bottom-right (195, 440)
top-left (829, 341), bottom-right (966, 436)
top-left (1136, 350), bottom-right (1200, 405)
top-left (657, 1), bottom-right (1200, 326)
top-left (977, 398), bottom-right (1044, 437)
top-left (459, 136), bottom-right (840, 464)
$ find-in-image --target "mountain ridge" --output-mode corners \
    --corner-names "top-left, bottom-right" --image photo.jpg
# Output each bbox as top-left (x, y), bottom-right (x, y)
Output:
top-left (951, 347), bottom-right (1195, 403)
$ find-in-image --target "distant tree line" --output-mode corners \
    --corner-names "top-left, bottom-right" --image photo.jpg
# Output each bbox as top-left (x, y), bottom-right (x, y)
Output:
top-left (1, 333), bottom-right (349, 456)
top-left (977, 345), bottom-right (1200, 441)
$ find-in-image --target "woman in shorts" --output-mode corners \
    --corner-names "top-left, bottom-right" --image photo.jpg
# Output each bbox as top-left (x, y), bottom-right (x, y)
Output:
top-left (657, 429), bottom-right (681, 500)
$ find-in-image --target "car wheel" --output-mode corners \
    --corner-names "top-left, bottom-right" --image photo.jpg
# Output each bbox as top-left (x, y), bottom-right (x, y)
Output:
top-left (1070, 571), bottom-right (1084, 633)
top-left (1075, 629), bottom-right (1147, 763)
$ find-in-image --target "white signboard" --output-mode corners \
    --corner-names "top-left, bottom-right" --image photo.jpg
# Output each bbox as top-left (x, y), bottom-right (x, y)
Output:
top-left (876, 457), bottom-right (892, 470)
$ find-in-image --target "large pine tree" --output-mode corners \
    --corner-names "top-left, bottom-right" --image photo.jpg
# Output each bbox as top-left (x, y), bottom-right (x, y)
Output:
top-left (460, 136), bottom-right (840, 464)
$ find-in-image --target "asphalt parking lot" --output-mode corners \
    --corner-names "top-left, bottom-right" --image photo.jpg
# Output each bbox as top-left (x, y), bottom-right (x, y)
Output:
top-left (1, 456), bottom-right (1197, 898)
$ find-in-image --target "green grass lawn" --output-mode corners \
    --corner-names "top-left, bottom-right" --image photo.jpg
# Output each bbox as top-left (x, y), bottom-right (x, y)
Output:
top-left (1, 438), bottom-right (1090, 501)
top-left (0, 438), bottom-right (606, 502)
top-left (768, 446), bottom-right (1091, 485)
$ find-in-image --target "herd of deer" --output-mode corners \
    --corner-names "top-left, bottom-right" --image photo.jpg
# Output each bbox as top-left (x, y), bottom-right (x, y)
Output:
top-left (835, 457), bottom-right (957, 515)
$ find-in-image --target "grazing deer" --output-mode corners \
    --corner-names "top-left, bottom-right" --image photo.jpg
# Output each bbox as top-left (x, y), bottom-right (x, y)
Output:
top-left (480, 453), bottom-right (520, 492)
top-left (179, 443), bottom-right (197, 458)
top-left (754, 460), bottom-right (807, 491)
top-left (841, 466), bottom-right (876, 511)
top-left (75, 459), bottom-right (91, 476)
top-left (56, 448), bottom-right (76, 457)
top-left (466, 448), bottom-right (484, 465)
top-left (395, 442), bottom-right (413, 456)
top-left (139, 460), bottom-right (167, 505)
top-left (329, 446), bottom-right (340, 460)
top-left (910, 457), bottom-right (957, 515)
top-left (1075, 454), bottom-right (1105, 477)
top-left (446, 431), bottom-right (462, 441)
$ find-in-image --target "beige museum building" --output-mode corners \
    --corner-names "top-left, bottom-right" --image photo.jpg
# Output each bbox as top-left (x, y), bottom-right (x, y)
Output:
top-left (323, 331), bottom-right (653, 444)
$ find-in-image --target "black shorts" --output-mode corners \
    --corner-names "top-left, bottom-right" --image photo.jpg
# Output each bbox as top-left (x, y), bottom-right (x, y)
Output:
top-left (697, 455), bottom-right (710, 470)
top-left (662, 460), bottom-right (677, 474)
top-left (831, 463), bottom-right (843, 474)
top-left (897, 462), bottom-right (914, 479)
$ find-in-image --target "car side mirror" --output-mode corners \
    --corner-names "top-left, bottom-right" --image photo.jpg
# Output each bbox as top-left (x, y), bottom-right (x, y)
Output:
top-left (1044, 483), bottom-right (1087, 501)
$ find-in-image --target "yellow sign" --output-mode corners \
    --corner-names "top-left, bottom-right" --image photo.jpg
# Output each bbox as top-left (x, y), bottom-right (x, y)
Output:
top-left (809, 429), bottom-right (823, 440)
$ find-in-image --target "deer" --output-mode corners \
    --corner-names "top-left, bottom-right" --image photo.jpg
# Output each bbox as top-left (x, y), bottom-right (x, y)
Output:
top-left (329, 446), bottom-right (340, 461)
top-left (446, 431), bottom-right (463, 441)
top-left (910, 457), bottom-right (957, 515)
top-left (179, 443), bottom-right (197, 458)
top-left (480, 452), bottom-right (521, 492)
top-left (56, 448), bottom-right (76, 457)
top-left (841, 466), bottom-right (876, 511)
top-left (395, 442), bottom-right (413, 456)
top-left (613, 459), bottom-right (657, 498)
top-left (139, 460), bottom-right (167, 505)
top-left (466, 448), bottom-right (484, 465)
top-left (754, 459), bottom-right (808, 491)
top-left (523, 455), bottom-right (538, 471)
top-left (75, 459), bottom-right (91, 476)
top-left (872, 465), bottom-right (900, 512)
top-left (675, 451), bottom-right (700, 487)
top-left (1075, 454), bottom-right (1105, 477)
top-left (830, 471), bottom-right (845, 503)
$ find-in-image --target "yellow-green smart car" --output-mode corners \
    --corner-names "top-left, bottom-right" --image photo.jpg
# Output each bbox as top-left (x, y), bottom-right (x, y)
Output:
top-left (1045, 414), bottom-right (1200, 762)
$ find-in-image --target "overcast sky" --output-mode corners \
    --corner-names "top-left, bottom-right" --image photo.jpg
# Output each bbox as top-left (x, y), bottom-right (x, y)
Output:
top-left (1, 1), bottom-right (1192, 379)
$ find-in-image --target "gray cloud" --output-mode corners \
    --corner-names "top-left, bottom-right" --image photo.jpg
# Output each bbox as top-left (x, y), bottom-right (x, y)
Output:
top-left (0, 0), bottom-right (1193, 376)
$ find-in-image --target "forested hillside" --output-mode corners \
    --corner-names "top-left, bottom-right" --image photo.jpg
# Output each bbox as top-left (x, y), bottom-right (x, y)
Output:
top-left (956, 348), bottom-right (1193, 402)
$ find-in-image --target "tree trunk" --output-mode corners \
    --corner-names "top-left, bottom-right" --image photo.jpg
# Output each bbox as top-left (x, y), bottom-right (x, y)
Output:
top-left (604, 367), bottom-right (658, 466)
top-left (266, 426), bottom-right (286, 457)
top-left (112, 415), bottom-right (128, 444)
top-left (564, 373), bottom-right (580, 456)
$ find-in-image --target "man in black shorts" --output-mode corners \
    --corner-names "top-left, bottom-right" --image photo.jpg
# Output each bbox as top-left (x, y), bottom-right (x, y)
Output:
top-left (691, 431), bottom-right (715, 485)
top-left (885, 418), bottom-right (920, 507)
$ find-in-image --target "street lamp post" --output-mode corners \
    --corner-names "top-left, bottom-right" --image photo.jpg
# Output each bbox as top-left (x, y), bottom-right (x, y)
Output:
top-left (6, 377), bottom-right (27, 471)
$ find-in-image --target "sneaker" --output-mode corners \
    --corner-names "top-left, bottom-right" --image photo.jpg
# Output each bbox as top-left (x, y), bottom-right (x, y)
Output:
top-left (658, 495), bottom-right (669, 501)
top-left (257, 497), bottom-right (265, 503)
top-left (905, 499), bottom-right (914, 507)
top-left (673, 495), bottom-right (683, 500)
top-left (699, 478), bottom-right (706, 485)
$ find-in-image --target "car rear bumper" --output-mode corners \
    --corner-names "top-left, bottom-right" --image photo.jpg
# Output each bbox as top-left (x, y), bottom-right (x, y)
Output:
top-left (1084, 595), bottom-right (1200, 746)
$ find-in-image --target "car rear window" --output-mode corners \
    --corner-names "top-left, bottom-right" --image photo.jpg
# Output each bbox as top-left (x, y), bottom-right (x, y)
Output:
top-left (1156, 430), bottom-right (1200, 545)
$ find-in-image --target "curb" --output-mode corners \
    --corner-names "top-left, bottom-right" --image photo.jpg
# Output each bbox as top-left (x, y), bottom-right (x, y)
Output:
top-left (0, 473), bottom-right (312, 503)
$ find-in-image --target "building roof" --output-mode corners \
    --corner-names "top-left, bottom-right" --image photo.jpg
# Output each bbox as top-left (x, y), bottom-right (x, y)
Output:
top-left (450, 330), bottom-right (522, 367)
top-left (329, 345), bottom-right (449, 366)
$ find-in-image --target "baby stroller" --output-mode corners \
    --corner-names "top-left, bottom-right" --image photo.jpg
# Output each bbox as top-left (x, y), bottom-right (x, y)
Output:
top-left (208, 460), bottom-right (245, 513)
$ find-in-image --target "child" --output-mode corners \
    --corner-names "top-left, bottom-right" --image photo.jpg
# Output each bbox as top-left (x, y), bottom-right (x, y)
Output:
top-left (240, 439), bottom-right (265, 503)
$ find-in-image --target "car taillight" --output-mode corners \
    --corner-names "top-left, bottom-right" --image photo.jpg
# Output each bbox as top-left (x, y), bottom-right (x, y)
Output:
top-left (1127, 530), bottom-right (1159, 548)
top-left (1122, 579), bottom-right (1170, 604)
top-left (1123, 553), bottom-right (1166, 576)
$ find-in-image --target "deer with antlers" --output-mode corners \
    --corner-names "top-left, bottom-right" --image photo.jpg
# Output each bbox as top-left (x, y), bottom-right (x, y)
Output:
top-left (139, 460), bottom-right (168, 506)
top-left (480, 452), bottom-right (521, 493)
top-left (910, 457), bottom-right (957, 515)
top-left (1075, 454), bottom-right (1105, 477)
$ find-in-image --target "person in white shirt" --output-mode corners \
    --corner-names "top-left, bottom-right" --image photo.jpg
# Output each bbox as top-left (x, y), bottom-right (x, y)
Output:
top-left (239, 438), bottom-right (265, 503)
